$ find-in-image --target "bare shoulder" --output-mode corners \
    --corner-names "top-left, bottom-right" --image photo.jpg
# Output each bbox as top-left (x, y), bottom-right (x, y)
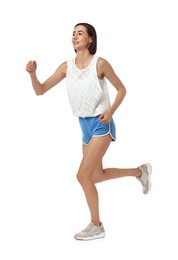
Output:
top-left (97, 57), bottom-right (114, 78)
top-left (55, 61), bottom-right (67, 76)
top-left (97, 57), bottom-right (110, 67)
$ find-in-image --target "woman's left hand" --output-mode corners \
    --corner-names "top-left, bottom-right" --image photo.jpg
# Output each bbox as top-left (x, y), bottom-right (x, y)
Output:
top-left (99, 110), bottom-right (112, 124)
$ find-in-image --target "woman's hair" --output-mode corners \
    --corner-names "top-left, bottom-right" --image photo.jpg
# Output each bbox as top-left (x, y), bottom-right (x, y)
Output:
top-left (74, 23), bottom-right (97, 54)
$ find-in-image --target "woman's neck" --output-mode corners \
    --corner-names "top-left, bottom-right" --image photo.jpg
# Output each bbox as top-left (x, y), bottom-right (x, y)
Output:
top-left (75, 51), bottom-right (94, 69)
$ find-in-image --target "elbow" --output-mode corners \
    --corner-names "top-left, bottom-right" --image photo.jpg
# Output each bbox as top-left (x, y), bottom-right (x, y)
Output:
top-left (32, 84), bottom-right (44, 96)
top-left (34, 89), bottom-right (44, 96)
top-left (35, 92), bottom-right (43, 96)
top-left (122, 86), bottom-right (127, 97)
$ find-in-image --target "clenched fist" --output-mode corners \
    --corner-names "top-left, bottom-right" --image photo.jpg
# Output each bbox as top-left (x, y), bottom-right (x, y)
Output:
top-left (26, 60), bottom-right (37, 74)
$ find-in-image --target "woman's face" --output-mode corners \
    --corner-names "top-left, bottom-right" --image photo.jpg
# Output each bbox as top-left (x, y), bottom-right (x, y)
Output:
top-left (72, 25), bottom-right (92, 52)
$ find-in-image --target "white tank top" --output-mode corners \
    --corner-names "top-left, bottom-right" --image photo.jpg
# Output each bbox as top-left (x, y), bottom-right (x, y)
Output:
top-left (66, 55), bottom-right (111, 117)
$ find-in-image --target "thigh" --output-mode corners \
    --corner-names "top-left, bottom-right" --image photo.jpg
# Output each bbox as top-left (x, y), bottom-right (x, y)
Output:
top-left (78, 135), bottom-right (111, 178)
top-left (83, 143), bottom-right (104, 180)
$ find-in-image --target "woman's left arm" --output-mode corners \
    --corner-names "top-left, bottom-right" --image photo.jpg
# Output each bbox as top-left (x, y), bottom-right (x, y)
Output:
top-left (98, 58), bottom-right (126, 123)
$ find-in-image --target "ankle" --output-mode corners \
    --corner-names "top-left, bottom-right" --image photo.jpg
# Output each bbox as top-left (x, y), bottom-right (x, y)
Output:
top-left (92, 220), bottom-right (101, 227)
top-left (137, 168), bottom-right (142, 177)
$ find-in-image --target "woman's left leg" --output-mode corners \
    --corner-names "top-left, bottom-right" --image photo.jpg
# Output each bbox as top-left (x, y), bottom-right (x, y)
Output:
top-left (77, 135), bottom-right (111, 226)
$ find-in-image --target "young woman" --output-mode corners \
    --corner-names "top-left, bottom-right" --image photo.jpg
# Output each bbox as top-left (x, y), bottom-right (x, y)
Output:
top-left (26, 22), bottom-right (152, 241)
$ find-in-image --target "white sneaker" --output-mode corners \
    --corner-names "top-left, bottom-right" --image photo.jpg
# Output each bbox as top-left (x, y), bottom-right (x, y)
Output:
top-left (74, 222), bottom-right (105, 241)
top-left (137, 163), bottom-right (152, 194)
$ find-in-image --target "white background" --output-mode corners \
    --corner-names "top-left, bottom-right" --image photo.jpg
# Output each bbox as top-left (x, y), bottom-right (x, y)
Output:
top-left (0, 0), bottom-right (177, 259)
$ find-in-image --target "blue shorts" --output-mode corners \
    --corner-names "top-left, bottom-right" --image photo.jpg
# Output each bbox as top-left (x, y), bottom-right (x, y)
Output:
top-left (79, 115), bottom-right (116, 145)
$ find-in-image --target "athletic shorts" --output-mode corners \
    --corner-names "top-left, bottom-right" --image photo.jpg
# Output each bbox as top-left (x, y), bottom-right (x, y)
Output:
top-left (79, 115), bottom-right (116, 145)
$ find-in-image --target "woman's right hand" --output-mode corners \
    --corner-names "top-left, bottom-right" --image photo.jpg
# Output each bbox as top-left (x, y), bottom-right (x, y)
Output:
top-left (26, 60), bottom-right (37, 74)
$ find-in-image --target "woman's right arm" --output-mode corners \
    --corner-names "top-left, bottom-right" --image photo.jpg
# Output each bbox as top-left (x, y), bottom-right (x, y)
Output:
top-left (25, 60), bottom-right (67, 95)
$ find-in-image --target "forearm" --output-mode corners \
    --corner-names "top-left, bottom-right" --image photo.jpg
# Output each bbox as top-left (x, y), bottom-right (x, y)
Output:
top-left (110, 87), bottom-right (126, 115)
top-left (30, 72), bottom-right (44, 95)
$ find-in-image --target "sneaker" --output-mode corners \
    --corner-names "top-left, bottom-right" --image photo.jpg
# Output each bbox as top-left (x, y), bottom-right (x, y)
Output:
top-left (74, 222), bottom-right (105, 241)
top-left (137, 163), bottom-right (152, 194)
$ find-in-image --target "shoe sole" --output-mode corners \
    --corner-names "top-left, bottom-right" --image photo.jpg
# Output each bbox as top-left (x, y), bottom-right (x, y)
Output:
top-left (143, 163), bottom-right (152, 194)
top-left (74, 232), bottom-right (105, 241)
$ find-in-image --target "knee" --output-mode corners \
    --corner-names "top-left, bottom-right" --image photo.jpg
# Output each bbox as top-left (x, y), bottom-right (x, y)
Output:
top-left (92, 169), bottom-right (105, 183)
top-left (76, 171), bottom-right (90, 185)
top-left (76, 171), bottom-right (84, 184)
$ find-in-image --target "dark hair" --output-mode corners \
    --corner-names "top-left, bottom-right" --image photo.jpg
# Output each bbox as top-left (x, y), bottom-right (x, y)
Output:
top-left (74, 23), bottom-right (97, 55)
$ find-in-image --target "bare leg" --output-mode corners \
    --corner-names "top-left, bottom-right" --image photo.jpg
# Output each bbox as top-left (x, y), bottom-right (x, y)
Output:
top-left (93, 165), bottom-right (141, 184)
top-left (82, 143), bottom-right (141, 184)
top-left (77, 135), bottom-right (111, 226)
